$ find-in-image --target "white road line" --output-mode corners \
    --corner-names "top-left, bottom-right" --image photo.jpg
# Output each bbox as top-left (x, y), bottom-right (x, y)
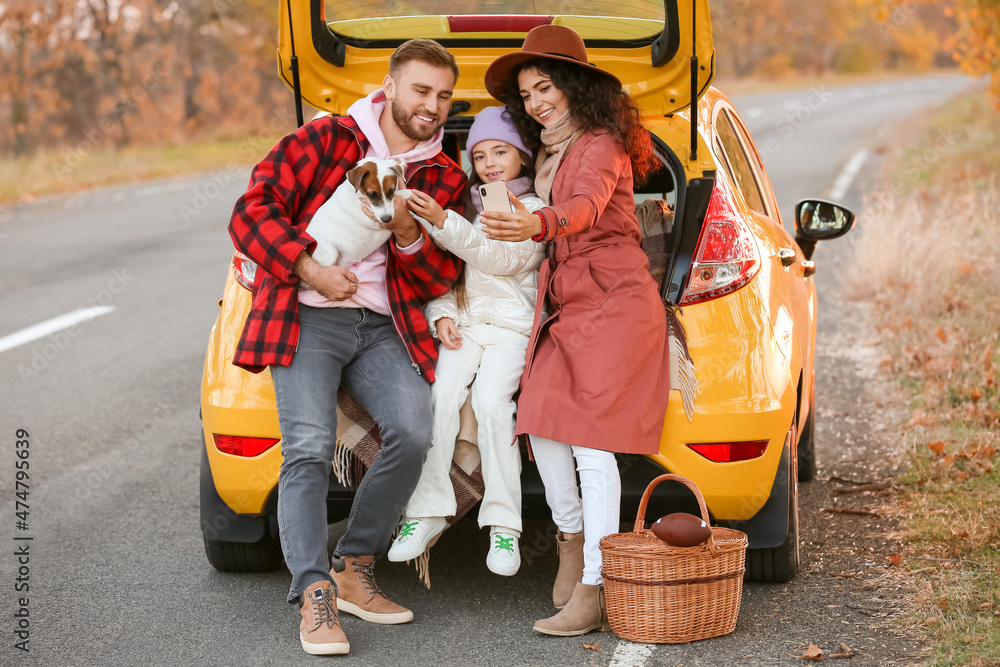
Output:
top-left (0, 306), bottom-right (115, 354)
top-left (828, 148), bottom-right (871, 201)
top-left (609, 640), bottom-right (656, 667)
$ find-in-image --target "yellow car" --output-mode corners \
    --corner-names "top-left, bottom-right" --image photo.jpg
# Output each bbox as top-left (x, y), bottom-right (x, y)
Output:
top-left (200, 0), bottom-right (855, 582)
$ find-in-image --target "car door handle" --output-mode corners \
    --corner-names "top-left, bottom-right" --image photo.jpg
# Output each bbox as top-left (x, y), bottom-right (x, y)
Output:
top-left (778, 247), bottom-right (796, 267)
top-left (802, 260), bottom-right (816, 277)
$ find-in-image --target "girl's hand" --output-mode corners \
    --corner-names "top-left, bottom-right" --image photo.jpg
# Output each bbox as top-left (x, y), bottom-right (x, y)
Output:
top-left (436, 318), bottom-right (463, 350)
top-left (479, 191), bottom-right (542, 242)
top-left (407, 190), bottom-right (447, 228)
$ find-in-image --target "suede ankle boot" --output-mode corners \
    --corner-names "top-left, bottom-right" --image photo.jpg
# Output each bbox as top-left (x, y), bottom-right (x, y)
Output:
top-left (533, 582), bottom-right (611, 636)
top-left (330, 555), bottom-right (414, 625)
top-left (552, 531), bottom-right (585, 609)
top-left (298, 580), bottom-right (350, 655)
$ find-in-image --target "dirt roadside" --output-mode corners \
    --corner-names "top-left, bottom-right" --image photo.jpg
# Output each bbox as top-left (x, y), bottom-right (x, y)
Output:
top-left (787, 293), bottom-right (923, 664)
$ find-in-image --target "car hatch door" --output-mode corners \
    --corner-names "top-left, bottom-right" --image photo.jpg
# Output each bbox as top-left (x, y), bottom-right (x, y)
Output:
top-left (277, 0), bottom-right (715, 117)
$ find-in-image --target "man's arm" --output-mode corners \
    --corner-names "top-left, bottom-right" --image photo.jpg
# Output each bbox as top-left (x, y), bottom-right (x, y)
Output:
top-left (228, 117), bottom-right (343, 284)
top-left (388, 163), bottom-right (467, 301)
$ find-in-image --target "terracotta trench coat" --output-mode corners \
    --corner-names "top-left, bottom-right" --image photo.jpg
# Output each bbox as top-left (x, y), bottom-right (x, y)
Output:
top-left (516, 130), bottom-right (671, 455)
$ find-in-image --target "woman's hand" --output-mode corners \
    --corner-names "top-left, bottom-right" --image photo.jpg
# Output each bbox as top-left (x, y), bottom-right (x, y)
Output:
top-left (436, 317), bottom-right (463, 350)
top-left (407, 190), bottom-right (447, 228)
top-left (479, 191), bottom-right (542, 242)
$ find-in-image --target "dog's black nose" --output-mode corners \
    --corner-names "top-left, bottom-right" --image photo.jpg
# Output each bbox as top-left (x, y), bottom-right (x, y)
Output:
top-left (380, 215), bottom-right (393, 223)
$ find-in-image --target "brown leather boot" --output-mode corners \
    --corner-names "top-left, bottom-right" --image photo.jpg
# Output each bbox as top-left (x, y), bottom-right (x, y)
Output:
top-left (298, 580), bottom-right (350, 655)
top-left (552, 531), bottom-right (585, 609)
top-left (533, 582), bottom-right (611, 636)
top-left (331, 556), bottom-right (414, 625)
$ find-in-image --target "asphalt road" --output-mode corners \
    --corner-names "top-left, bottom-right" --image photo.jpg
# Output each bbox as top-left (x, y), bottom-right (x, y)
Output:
top-left (0, 72), bottom-right (978, 666)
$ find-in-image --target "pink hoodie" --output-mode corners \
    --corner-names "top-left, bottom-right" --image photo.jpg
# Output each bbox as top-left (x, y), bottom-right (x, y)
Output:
top-left (298, 90), bottom-right (446, 313)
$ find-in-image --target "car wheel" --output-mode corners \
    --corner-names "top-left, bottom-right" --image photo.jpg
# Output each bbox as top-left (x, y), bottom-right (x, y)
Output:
top-left (797, 401), bottom-right (817, 483)
top-left (745, 418), bottom-right (800, 583)
top-left (200, 445), bottom-right (283, 573)
top-left (204, 535), bottom-right (283, 573)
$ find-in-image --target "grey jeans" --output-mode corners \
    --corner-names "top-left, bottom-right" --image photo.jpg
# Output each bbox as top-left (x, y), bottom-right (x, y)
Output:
top-left (270, 305), bottom-right (433, 602)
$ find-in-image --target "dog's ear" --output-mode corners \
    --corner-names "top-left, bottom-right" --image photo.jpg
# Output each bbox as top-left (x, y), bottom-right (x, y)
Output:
top-left (390, 159), bottom-right (406, 183)
top-left (347, 162), bottom-right (376, 192)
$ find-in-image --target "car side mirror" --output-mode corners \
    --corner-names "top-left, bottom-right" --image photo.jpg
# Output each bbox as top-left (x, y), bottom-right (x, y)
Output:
top-left (793, 199), bottom-right (856, 260)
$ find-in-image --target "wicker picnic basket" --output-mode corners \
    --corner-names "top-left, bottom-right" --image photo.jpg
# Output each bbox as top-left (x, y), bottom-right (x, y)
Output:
top-left (600, 474), bottom-right (748, 643)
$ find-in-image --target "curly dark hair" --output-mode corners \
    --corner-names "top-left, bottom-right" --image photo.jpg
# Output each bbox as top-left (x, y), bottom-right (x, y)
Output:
top-left (499, 58), bottom-right (658, 184)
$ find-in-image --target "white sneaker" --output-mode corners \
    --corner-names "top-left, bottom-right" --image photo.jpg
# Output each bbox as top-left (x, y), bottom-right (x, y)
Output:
top-left (486, 527), bottom-right (520, 576)
top-left (387, 517), bottom-right (447, 562)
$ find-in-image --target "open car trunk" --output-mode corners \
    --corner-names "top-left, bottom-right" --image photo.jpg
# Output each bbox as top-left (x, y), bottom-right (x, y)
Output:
top-left (277, 0), bottom-right (714, 118)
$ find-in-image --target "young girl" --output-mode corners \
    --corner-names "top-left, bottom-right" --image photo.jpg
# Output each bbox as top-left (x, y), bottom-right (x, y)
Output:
top-left (479, 25), bottom-right (669, 635)
top-left (386, 106), bottom-right (545, 577)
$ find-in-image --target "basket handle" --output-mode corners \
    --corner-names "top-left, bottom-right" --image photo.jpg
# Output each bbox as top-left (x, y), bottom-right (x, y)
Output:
top-left (633, 473), bottom-right (718, 555)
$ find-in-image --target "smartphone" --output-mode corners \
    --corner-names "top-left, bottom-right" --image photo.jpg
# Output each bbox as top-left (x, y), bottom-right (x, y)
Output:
top-left (478, 180), bottom-right (514, 213)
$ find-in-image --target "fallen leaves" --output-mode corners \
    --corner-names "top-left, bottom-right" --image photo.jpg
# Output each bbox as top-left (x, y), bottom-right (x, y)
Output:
top-left (798, 642), bottom-right (855, 661)
top-left (582, 641), bottom-right (601, 651)
top-left (830, 644), bottom-right (855, 659)
top-left (799, 642), bottom-right (825, 661)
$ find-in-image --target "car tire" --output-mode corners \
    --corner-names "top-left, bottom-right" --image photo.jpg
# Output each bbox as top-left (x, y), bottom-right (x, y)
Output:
top-left (797, 401), bottom-right (817, 483)
top-left (745, 418), bottom-right (800, 583)
top-left (204, 534), bottom-right (283, 573)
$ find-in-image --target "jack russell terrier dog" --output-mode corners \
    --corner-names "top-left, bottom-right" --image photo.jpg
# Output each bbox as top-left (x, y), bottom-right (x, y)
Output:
top-left (305, 157), bottom-right (410, 268)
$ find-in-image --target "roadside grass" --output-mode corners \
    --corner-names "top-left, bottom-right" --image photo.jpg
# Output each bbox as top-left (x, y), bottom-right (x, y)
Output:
top-left (845, 87), bottom-right (1000, 666)
top-left (0, 121), bottom-right (296, 207)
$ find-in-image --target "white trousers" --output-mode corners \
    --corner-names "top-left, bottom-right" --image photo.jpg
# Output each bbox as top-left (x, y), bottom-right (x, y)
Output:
top-left (530, 436), bottom-right (621, 586)
top-left (405, 323), bottom-right (526, 534)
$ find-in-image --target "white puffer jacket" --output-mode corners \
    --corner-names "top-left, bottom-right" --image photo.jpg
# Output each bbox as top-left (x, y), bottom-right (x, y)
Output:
top-left (424, 195), bottom-right (546, 337)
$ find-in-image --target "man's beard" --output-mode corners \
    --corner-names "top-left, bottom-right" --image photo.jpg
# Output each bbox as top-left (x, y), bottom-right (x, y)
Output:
top-left (391, 98), bottom-right (440, 142)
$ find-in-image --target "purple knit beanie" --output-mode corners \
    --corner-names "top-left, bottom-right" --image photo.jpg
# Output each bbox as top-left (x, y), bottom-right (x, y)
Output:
top-left (466, 106), bottom-right (532, 164)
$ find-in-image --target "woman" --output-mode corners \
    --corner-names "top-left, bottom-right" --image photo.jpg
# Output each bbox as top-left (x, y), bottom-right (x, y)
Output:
top-left (480, 25), bottom-right (671, 636)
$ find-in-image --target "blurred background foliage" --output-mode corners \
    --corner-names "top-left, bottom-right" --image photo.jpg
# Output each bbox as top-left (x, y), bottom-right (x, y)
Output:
top-left (0, 0), bottom-right (996, 159)
top-left (0, 0), bottom-right (287, 157)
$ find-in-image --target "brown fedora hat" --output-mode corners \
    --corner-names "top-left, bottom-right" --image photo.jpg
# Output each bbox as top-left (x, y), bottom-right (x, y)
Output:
top-left (484, 25), bottom-right (622, 101)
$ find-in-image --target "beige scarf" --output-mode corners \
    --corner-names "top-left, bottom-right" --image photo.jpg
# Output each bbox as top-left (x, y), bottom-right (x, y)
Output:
top-left (534, 112), bottom-right (584, 205)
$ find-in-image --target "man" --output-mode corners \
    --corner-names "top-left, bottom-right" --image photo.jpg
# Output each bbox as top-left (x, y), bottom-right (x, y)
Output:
top-left (228, 40), bottom-right (466, 656)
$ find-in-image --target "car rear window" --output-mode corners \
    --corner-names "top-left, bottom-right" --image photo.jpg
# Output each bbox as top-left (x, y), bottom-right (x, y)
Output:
top-left (323, 0), bottom-right (667, 41)
top-left (325, 0), bottom-right (665, 21)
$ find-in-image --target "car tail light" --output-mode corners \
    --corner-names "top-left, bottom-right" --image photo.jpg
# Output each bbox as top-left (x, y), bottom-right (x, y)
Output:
top-left (231, 252), bottom-right (258, 290)
top-left (679, 182), bottom-right (760, 305)
top-left (213, 434), bottom-right (280, 457)
top-left (687, 440), bottom-right (769, 462)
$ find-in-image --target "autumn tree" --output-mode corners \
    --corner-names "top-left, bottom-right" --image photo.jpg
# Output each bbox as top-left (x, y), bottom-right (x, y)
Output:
top-left (0, 0), bottom-right (287, 157)
top-left (710, 0), bottom-right (956, 79)
top-left (870, 0), bottom-right (998, 102)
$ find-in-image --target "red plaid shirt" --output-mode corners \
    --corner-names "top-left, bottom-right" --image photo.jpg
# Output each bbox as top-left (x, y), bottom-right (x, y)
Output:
top-left (228, 115), bottom-right (466, 383)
